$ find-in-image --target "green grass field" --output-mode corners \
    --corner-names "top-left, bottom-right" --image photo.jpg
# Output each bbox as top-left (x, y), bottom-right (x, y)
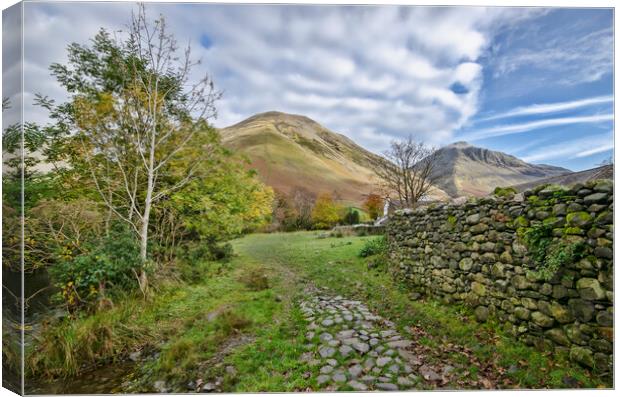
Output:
top-left (30, 232), bottom-right (610, 392)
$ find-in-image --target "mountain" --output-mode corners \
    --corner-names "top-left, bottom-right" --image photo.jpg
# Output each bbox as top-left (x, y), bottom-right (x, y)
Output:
top-left (430, 141), bottom-right (572, 197)
top-left (511, 164), bottom-right (613, 192)
top-left (220, 112), bottom-right (574, 203)
top-left (219, 111), bottom-right (390, 204)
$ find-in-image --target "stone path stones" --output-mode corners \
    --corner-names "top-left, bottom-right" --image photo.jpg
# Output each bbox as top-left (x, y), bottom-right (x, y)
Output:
top-left (299, 287), bottom-right (424, 391)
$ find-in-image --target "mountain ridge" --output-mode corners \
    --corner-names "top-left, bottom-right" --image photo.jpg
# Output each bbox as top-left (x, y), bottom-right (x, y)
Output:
top-left (219, 111), bottom-right (576, 202)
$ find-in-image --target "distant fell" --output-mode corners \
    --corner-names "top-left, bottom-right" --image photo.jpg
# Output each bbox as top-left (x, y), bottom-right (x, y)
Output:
top-left (430, 141), bottom-right (571, 197)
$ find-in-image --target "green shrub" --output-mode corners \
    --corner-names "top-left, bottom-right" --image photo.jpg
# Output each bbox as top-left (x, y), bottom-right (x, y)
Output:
top-left (343, 208), bottom-right (360, 225)
top-left (50, 222), bottom-right (143, 309)
top-left (179, 241), bottom-right (234, 264)
top-left (521, 223), bottom-right (586, 281)
top-left (359, 236), bottom-right (387, 258)
top-left (209, 242), bottom-right (234, 261)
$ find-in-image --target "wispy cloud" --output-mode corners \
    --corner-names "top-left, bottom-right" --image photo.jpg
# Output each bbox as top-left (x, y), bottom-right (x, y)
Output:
top-left (463, 114), bottom-right (613, 141)
top-left (491, 27), bottom-right (613, 85)
top-left (576, 142), bottom-right (614, 158)
top-left (477, 95), bottom-right (613, 122)
top-left (521, 132), bottom-right (613, 162)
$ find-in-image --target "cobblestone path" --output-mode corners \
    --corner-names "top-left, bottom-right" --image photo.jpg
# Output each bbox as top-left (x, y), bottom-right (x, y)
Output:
top-left (298, 286), bottom-right (439, 391)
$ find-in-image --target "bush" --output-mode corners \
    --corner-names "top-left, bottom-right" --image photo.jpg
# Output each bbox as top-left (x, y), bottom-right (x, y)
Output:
top-left (178, 241), bottom-right (234, 263)
top-left (359, 236), bottom-right (387, 258)
top-left (50, 222), bottom-right (143, 310)
top-left (343, 208), bottom-right (360, 225)
top-left (311, 193), bottom-right (341, 229)
top-left (209, 242), bottom-right (234, 261)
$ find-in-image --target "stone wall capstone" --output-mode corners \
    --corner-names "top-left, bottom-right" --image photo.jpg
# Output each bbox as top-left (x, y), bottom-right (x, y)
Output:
top-left (386, 180), bottom-right (613, 371)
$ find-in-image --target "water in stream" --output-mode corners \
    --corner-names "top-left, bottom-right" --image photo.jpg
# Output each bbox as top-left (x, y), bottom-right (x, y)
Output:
top-left (28, 361), bottom-right (138, 394)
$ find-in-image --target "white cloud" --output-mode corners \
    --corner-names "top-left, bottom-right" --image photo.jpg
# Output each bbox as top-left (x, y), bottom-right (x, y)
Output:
top-left (478, 95), bottom-right (613, 122)
top-left (521, 132), bottom-right (613, 162)
top-left (463, 114), bottom-right (613, 141)
top-left (575, 143), bottom-right (614, 158)
top-left (14, 3), bottom-right (607, 156)
top-left (16, 3), bottom-right (530, 153)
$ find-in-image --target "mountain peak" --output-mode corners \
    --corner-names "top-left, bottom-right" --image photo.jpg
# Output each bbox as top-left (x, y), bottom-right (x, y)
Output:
top-left (447, 141), bottom-right (473, 148)
top-left (218, 111), bottom-right (395, 204)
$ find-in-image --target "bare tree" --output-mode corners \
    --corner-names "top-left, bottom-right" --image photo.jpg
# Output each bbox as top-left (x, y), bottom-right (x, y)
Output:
top-left (289, 186), bottom-right (316, 229)
top-left (373, 136), bottom-right (439, 209)
top-left (48, 4), bottom-right (221, 294)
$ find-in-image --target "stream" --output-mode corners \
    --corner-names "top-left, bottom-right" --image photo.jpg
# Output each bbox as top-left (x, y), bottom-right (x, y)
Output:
top-left (2, 267), bottom-right (140, 394)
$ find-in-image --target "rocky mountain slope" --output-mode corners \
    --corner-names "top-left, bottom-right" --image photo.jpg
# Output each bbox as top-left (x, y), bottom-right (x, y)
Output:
top-left (430, 141), bottom-right (571, 197)
top-left (219, 111), bottom-right (389, 204)
top-left (511, 164), bottom-right (613, 192)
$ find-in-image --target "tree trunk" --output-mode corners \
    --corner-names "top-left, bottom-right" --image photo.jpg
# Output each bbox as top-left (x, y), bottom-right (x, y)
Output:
top-left (138, 200), bottom-right (151, 296)
top-left (138, 137), bottom-right (155, 295)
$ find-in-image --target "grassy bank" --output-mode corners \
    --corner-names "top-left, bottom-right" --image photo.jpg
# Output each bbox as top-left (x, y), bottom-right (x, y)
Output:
top-left (29, 231), bottom-right (610, 391)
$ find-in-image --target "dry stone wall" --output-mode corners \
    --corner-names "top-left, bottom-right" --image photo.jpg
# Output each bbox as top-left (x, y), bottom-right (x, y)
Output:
top-left (386, 180), bottom-right (613, 371)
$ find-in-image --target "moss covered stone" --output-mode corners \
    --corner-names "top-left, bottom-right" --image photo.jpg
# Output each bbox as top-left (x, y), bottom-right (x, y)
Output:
top-left (474, 306), bottom-right (489, 322)
top-left (512, 275), bottom-right (530, 290)
top-left (549, 302), bottom-right (574, 324)
top-left (470, 223), bottom-right (488, 234)
top-left (447, 215), bottom-right (457, 227)
top-left (594, 211), bottom-right (613, 226)
top-left (583, 192), bottom-right (608, 205)
top-left (563, 226), bottom-right (585, 235)
top-left (576, 278), bottom-right (606, 301)
top-left (566, 212), bottom-right (592, 228)
top-left (546, 329), bottom-right (570, 346)
top-left (514, 306), bottom-right (530, 320)
top-left (552, 203), bottom-right (567, 216)
top-left (499, 251), bottom-right (513, 264)
top-left (543, 216), bottom-right (564, 228)
top-left (466, 213), bottom-right (480, 225)
top-left (491, 263), bottom-right (505, 278)
top-left (471, 281), bottom-right (486, 296)
top-left (568, 299), bottom-right (595, 322)
top-left (531, 311), bottom-right (554, 328)
top-left (493, 186), bottom-right (517, 197)
top-left (458, 258), bottom-right (473, 271)
top-left (593, 180), bottom-right (613, 193)
top-left (570, 346), bottom-right (594, 368)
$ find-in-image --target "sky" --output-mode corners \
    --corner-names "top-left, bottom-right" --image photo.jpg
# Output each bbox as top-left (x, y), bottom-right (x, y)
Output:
top-left (2, 2), bottom-right (614, 171)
